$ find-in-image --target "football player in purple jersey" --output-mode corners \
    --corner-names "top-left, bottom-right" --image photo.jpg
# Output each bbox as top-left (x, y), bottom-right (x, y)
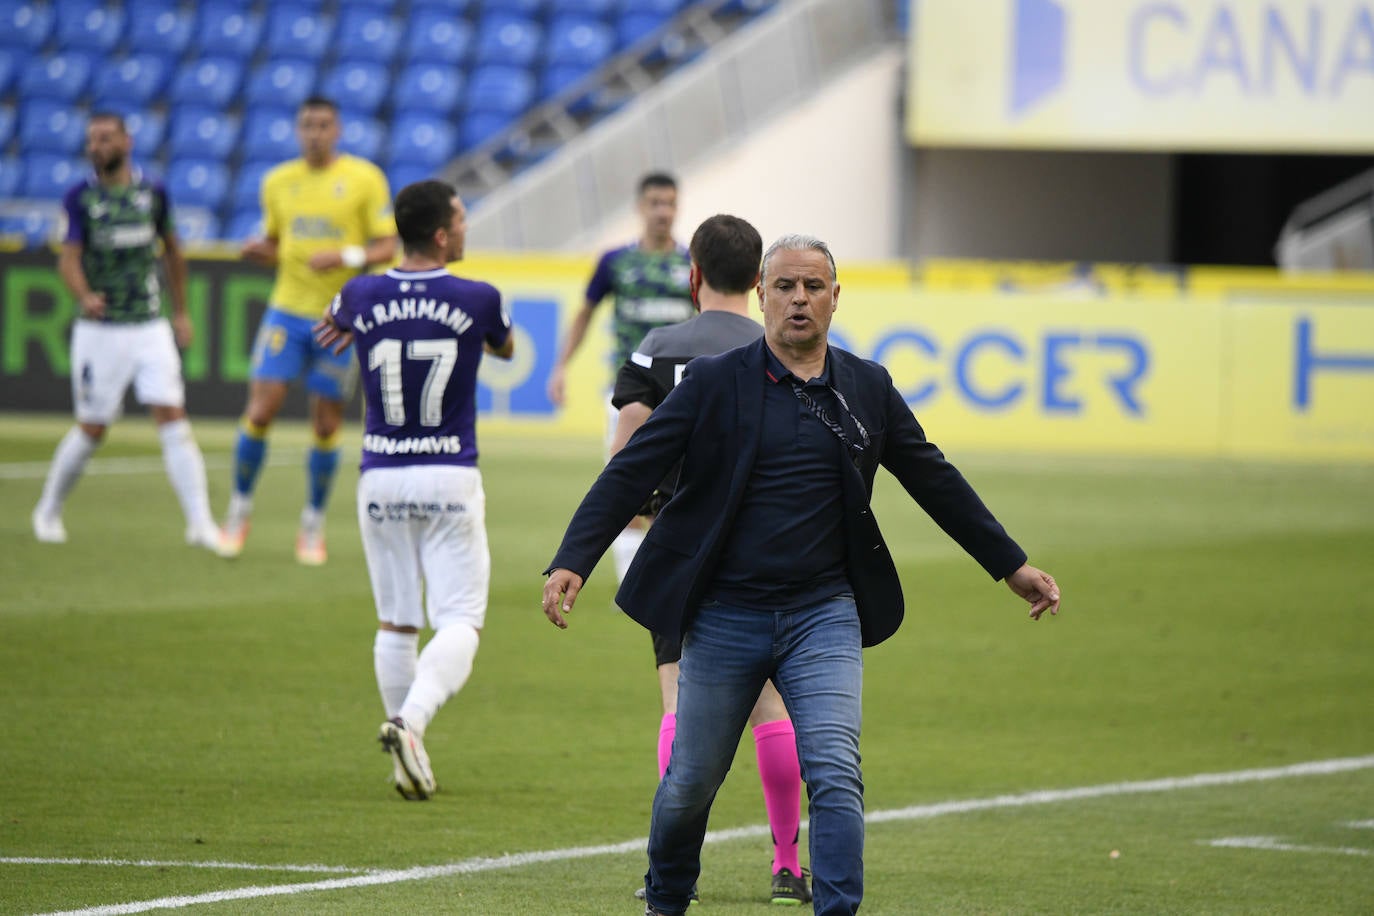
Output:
top-left (316, 180), bottom-right (513, 799)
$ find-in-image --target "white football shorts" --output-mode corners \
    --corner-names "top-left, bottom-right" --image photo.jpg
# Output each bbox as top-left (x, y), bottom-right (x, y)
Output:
top-left (356, 464), bottom-right (490, 631)
top-left (70, 318), bottom-right (185, 424)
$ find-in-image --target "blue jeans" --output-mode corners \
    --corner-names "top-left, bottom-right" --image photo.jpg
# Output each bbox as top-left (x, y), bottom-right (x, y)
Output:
top-left (644, 595), bottom-right (864, 916)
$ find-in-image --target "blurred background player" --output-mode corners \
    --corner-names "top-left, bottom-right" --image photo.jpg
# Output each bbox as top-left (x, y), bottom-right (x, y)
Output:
top-left (219, 96), bottom-right (397, 564)
top-left (315, 180), bottom-right (514, 800)
top-left (613, 214), bottom-right (810, 906)
top-left (32, 112), bottom-right (217, 549)
top-left (545, 172), bottom-right (695, 584)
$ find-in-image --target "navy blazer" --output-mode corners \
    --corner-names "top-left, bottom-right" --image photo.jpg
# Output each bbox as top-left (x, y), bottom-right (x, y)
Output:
top-left (546, 338), bottom-right (1027, 647)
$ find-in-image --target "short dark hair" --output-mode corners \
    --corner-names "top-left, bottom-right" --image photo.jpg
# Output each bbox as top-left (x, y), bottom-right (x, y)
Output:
top-left (395, 180), bottom-right (457, 251)
top-left (87, 111), bottom-right (127, 133)
top-left (638, 172), bottom-right (677, 196)
top-left (299, 95), bottom-right (339, 115)
top-left (690, 215), bottom-right (762, 295)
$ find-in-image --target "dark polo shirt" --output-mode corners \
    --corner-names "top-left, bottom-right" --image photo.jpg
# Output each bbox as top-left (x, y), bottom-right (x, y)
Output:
top-left (706, 346), bottom-right (853, 610)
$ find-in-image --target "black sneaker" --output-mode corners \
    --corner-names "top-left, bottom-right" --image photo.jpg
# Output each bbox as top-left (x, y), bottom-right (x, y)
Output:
top-left (770, 867), bottom-right (811, 905)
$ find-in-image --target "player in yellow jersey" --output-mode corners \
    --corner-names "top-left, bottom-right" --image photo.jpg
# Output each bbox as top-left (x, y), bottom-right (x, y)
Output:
top-left (219, 96), bottom-right (397, 564)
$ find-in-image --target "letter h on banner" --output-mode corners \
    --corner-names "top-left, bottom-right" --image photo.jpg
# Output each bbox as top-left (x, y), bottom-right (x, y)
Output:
top-left (1293, 316), bottom-right (1374, 410)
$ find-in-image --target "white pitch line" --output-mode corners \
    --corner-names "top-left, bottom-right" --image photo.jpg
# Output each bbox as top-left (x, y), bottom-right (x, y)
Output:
top-left (0, 857), bottom-right (369, 874)
top-left (0, 452), bottom-right (301, 481)
top-left (1206, 836), bottom-right (1373, 857)
top-left (1345, 819), bottom-right (1374, 830)
top-left (30, 753), bottom-right (1374, 916)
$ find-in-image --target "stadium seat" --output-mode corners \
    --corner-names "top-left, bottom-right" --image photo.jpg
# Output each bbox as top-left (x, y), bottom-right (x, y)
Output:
top-left (719, 0), bottom-right (776, 13)
top-left (405, 10), bottom-right (475, 66)
top-left (93, 55), bottom-right (172, 108)
top-left (127, 7), bottom-right (193, 56)
top-left (56, 1), bottom-right (125, 53)
top-left (246, 60), bottom-right (318, 110)
top-left (0, 207), bottom-right (59, 248)
top-left (409, 0), bottom-right (474, 12)
top-left (242, 109), bottom-right (299, 163)
top-left (267, 7), bottom-right (335, 61)
top-left (617, 12), bottom-right (673, 49)
top-left (385, 161), bottom-right (435, 194)
top-left (475, 14), bottom-right (543, 67)
top-left (388, 114), bottom-right (458, 168)
top-left (559, 0), bottom-right (616, 17)
top-left (232, 160), bottom-right (276, 211)
top-left (320, 62), bottom-right (389, 116)
top-left (174, 208), bottom-right (220, 244)
top-left (540, 63), bottom-right (597, 104)
top-left (339, 117), bottom-right (386, 162)
top-left (166, 159), bottom-right (230, 211)
top-left (19, 52), bottom-right (96, 102)
top-left (196, 5), bottom-right (265, 60)
top-left (458, 111), bottom-right (518, 152)
top-left (225, 208), bottom-right (264, 242)
top-left (337, 8), bottom-right (402, 64)
top-left (0, 105), bottom-right (14, 148)
top-left (480, 0), bottom-right (547, 16)
top-left (0, 2), bottom-right (55, 50)
top-left (19, 100), bottom-right (85, 155)
top-left (169, 108), bottom-right (241, 161)
top-left (20, 153), bottom-right (85, 201)
top-left (393, 63), bottom-right (465, 117)
top-left (0, 156), bottom-right (21, 198)
top-left (619, 0), bottom-right (685, 13)
top-left (122, 109), bottom-right (167, 160)
top-left (465, 64), bottom-right (536, 116)
top-left (0, 49), bottom-right (23, 96)
top-left (546, 17), bottom-right (615, 68)
top-left (170, 58), bottom-right (245, 109)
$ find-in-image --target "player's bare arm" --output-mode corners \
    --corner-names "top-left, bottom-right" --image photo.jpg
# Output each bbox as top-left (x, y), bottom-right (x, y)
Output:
top-left (57, 241), bottom-right (105, 319)
top-left (306, 235), bottom-right (398, 272)
top-left (313, 310), bottom-right (354, 355)
top-left (546, 301), bottom-right (596, 406)
top-left (161, 232), bottom-right (192, 348)
top-left (541, 569), bottom-right (584, 629)
top-left (484, 337), bottom-right (515, 360)
top-left (609, 401), bottom-right (652, 457)
top-left (240, 236), bottom-right (279, 267)
top-left (1005, 563), bottom-right (1061, 620)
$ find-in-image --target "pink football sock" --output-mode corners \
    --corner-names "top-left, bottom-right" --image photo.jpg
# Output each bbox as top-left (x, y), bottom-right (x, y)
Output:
top-left (753, 719), bottom-right (802, 875)
top-left (657, 712), bottom-right (676, 778)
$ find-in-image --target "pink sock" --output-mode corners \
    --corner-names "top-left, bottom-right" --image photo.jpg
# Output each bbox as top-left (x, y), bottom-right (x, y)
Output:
top-left (753, 719), bottom-right (802, 875)
top-left (657, 712), bottom-right (676, 779)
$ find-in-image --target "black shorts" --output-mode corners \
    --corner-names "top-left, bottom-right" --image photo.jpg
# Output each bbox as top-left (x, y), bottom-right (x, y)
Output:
top-left (651, 630), bottom-right (682, 667)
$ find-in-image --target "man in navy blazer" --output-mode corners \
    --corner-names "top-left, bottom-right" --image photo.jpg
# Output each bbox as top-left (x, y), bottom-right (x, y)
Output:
top-left (543, 234), bottom-right (1060, 916)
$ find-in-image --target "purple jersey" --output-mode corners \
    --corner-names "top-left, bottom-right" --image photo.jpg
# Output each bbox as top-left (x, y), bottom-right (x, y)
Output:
top-left (330, 267), bottom-right (511, 471)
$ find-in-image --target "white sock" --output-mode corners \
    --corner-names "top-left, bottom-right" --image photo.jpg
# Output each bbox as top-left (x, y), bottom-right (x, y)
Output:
top-left (611, 528), bottom-right (646, 582)
top-left (300, 505), bottom-right (324, 533)
top-left (225, 492), bottom-right (253, 526)
top-left (158, 419), bottom-right (214, 531)
top-left (399, 622), bottom-right (480, 737)
top-left (374, 629), bottom-right (419, 720)
top-left (36, 427), bottom-right (98, 516)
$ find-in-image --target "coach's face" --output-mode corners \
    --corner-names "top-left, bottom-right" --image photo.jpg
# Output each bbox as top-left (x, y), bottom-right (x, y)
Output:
top-left (759, 248), bottom-right (839, 354)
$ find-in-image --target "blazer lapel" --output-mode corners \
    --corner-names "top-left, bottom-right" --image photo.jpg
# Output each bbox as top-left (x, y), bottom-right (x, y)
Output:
top-left (731, 339), bottom-right (766, 494)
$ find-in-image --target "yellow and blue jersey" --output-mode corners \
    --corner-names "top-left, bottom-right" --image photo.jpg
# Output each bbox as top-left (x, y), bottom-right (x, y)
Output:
top-left (261, 154), bottom-right (394, 319)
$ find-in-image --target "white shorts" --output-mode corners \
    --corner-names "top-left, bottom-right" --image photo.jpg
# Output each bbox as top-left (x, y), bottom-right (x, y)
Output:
top-left (357, 465), bottom-right (490, 632)
top-left (70, 318), bottom-right (185, 424)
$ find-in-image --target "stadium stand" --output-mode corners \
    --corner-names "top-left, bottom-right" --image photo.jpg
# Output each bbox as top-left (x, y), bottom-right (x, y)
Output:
top-left (5, 0), bottom-right (781, 247)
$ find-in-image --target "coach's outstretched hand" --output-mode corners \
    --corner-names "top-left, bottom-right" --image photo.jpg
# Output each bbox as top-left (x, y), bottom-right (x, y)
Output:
top-left (1005, 564), bottom-right (1061, 620)
top-left (542, 569), bottom-right (584, 629)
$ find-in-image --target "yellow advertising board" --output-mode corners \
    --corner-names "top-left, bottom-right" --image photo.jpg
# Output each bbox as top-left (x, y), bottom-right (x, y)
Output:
top-left (909, 0), bottom-right (1374, 152)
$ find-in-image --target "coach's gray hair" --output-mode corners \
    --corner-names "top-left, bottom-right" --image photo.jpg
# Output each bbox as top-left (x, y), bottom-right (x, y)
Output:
top-left (760, 234), bottom-right (837, 284)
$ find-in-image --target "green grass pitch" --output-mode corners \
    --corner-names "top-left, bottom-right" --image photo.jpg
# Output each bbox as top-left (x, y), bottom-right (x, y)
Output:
top-left (1, 412), bottom-right (1371, 914)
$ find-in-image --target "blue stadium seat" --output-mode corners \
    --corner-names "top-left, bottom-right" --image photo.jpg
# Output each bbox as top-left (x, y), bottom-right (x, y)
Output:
top-left (617, 12), bottom-right (673, 49)
top-left (242, 109), bottom-right (299, 163)
top-left (267, 7), bottom-right (335, 61)
top-left (166, 159), bottom-right (230, 211)
top-left (340, 0), bottom-right (398, 8)
top-left (20, 153), bottom-right (85, 201)
top-left (388, 114), bottom-right (458, 168)
top-left (546, 17), bottom-right (615, 68)
top-left (386, 162), bottom-right (436, 193)
top-left (19, 100), bottom-right (85, 155)
top-left (122, 109), bottom-right (167, 160)
top-left (127, 7), bottom-right (193, 56)
top-left (719, 0), bottom-right (776, 14)
top-left (540, 63), bottom-right (596, 104)
top-left (56, 1), bottom-right (125, 53)
top-left (0, 156), bottom-right (21, 198)
top-left (320, 62), bottom-right (389, 116)
top-left (0, 106), bottom-right (14, 148)
top-left (337, 8), bottom-right (402, 63)
top-left (481, 0), bottom-right (546, 16)
top-left (475, 14), bottom-right (543, 67)
top-left (559, 0), bottom-right (616, 17)
top-left (465, 64), bottom-right (535, 116)
top-left (196, 5), bottom-right (265, 60)
top-left (20, 52), bottom-right (96, 102)
top-left (619, 0), bottom-right (685, 13)
top-left (458, 111), bottom-right (517, 152)
top-left (406, 10), bottom-right (474, 66)
top-left (393, 63), bottom-right (465, 117)
top-left (232, 160), bottom-right (276, 211)
top-left (246, 60), bottom-right (318, 110)
top-left (0, 207), bottom-right (60, 248)
top-left (0, 49), bottom-right (24, 95)
top-left (93, 55), bottom-right (172, 108)
top-left (225, 208), bottom-right (264, 242)
top-left (175, 209), bottom-right (220, 244)
top-left (339, 117), bottom-right (385, 161)
top-left (0, 3), bottom-right (55, 50)
top-left (409, 0), bottom-right (474, 11)
top-left (170, 58), bottom-right (245, 109)
top-left (169, 108), bottom-right (241, 161)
